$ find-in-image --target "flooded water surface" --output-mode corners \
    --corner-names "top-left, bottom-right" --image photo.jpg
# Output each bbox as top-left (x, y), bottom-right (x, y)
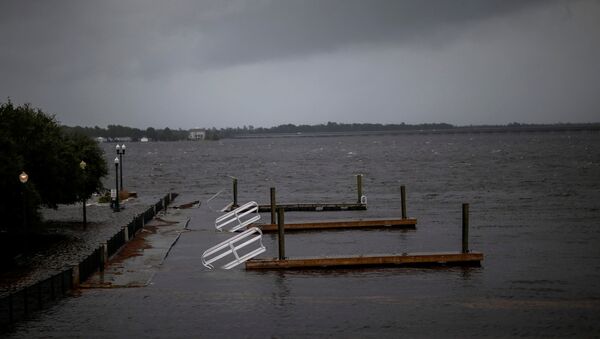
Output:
top-left (7, 132), bottom-right (600, 337)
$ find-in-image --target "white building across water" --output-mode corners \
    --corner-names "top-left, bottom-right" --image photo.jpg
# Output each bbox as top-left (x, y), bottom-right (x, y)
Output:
top-left (189, 129), bottom-right (206, 140)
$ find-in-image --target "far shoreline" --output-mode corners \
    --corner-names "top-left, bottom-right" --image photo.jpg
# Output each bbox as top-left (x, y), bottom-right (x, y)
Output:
top-left (229, 123), bottom-right (600, 139)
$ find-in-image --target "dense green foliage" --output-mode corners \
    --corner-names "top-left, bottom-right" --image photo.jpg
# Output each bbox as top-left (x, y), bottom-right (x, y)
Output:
top-left (0, 101), bottom-right (107, 232)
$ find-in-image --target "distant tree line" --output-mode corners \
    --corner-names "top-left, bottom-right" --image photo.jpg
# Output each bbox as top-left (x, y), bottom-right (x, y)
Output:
top-left (61, 125), bottom-right (190, 141)
top-left (215, 122), bottom-right (454, 138)
top-left (215, 121), bottom-right (600, 137)
top-left (61, 122), bottom-right (455, 141)
top-left (61, 121), bottom-right (600, 141)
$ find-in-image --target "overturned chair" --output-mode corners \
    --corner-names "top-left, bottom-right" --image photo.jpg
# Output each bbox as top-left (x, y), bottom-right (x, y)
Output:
top-left (215, 201), bottom-right (261, 232)
top-left (201, 227), bottom-right (266, 269)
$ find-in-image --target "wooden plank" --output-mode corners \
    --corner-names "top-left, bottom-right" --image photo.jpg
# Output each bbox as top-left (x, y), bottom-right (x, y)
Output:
top-left (245, 252), bottom-right (483, 270)
top-left (255, 218), bottom-right (417, 232)
top-left (257, 203), bottom-right (367, 212)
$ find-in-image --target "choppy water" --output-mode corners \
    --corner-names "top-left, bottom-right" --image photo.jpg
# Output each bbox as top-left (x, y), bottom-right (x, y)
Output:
top-left (7, 132), bottom-right (600, 337)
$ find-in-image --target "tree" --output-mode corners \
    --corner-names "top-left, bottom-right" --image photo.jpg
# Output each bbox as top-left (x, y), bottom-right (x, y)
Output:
top-left (0, 100), bottom-right (108, 233)
top-left (62, 132), bottom-right (108, 202)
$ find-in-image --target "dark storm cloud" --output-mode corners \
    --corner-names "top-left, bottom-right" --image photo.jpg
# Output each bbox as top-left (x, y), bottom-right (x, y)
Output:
top-left (0, 0), bottom-right (598, 128)
top-left (1, 0), bottom-right (550, 79)
top-left (196, 1), bottom-right (552, 67)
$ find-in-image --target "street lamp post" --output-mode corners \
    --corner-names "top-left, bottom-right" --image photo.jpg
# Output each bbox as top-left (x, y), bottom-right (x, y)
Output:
top-left (116, 144), bottom-right (125, 192)
top-left (19, 172), bottom-right (29, 233)
top-left (114, 157), bottom-right (120, 212)
top-left (80, 160), bottom-right (87, 228)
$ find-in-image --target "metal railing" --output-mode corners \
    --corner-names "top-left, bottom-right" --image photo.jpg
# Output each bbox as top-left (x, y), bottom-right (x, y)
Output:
top-left (201, 227), bottom-right (266, 270)
top-left (79, 247), bottom-right (103, 282)
top-left (0, 269), bottom-right (73, 329)
top-left (215, 201), bottom-right (261, 232)
top-left (107, 228), bottom-right (126, 258)
top-left (205, 188), bottom-right (233, 212)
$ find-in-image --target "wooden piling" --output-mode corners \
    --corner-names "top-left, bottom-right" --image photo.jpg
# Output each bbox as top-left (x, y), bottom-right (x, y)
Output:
top-left (232, 177), bottom-right (238, 208)
top-left (50, 276), bottom-right (55, 300)
top-left (270, 187), bottom-right (276, 225)
top-left (8, 293), bottom-right (13, 322)
top-left (23, 288), bottom-right (28, 316)
top-left (61, 271), bottom-right (66, 293)
top-left (401, 185), bottom-right (407, 219)
top-left (83, 198), bottom-right (87, 228)
top-left (462, 203), bottom-right (469, 253)
top-left (72, 265), bottom-right (80, 288)
top-left (100, 243), bottom-right (107, 272)
top-left (277, 207), bottom-right (285, 260)
top-left (357, 174), bottom-right (363, 203)
top-left (37, 283), bottom-right (42, 309)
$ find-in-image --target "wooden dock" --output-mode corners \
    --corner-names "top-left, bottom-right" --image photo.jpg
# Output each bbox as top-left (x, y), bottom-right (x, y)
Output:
top-left (230, 175), bottom-right (368, 213)
top-left (246, 203), bottom-right (484, 271)
top-left (258, 203), bottom-right (367, 212)
top-left (255, 218), bottom-right (417, 232)
top-left (245, 252), bottom-right (483, 270)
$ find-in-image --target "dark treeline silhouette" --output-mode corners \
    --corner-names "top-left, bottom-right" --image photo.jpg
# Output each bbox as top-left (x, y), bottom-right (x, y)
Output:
top-left (61, 122), bottom-right (455, 140)
top-left (61, 125), bottom-right (190, 141)
top-left (215, 121), bottom-right (600, 138)
top-left (213, 122), bottom-right (454, 138)
top-left (62, 121), bottom-right (600, 141)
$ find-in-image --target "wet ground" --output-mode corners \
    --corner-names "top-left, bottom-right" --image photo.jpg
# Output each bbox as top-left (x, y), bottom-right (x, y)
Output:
top-left (81, 211), bottom-right (189, 289)
top-left (4, 132), bottom-right (600, 337)
top-left (0, 200), bottom-right (154, 295)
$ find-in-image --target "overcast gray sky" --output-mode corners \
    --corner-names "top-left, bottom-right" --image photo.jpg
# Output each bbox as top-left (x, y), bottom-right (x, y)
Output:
top-left (1, 0), bottom-right (599, 129)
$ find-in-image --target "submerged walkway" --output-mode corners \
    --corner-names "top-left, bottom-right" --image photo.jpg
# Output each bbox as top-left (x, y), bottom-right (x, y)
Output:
top-left (81, 212), bottom-right (189, 288)
top-left (3, 196), bottom-right (598, 338)
top-left (0, 199), bottom-right (155, 296)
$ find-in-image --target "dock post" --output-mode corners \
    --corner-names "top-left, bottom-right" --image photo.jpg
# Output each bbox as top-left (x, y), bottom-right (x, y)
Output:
top-left (462, 203), bottom-right (469, 253)
top-left (100, 243), bottom-right (107, 272)
top-left (401, 185), bottom-right (407, 219)
top-left (232, 177), bottom-right (238, 208)
top-left (23, 287), bottom-right (28, 316)
top-left (357, 174), bottom-right (363, 203)
top-left (277, 207), bottom-right (285, 260)
top-left (270, 187), bottom-right (276, 224)
top-left (8, 292), bottom-right (13, 323)
top-left (71, 265), bottom-right (80, 289)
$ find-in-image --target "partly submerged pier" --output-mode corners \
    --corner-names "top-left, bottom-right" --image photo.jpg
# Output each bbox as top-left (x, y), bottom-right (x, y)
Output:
top-left (246, 252), bottom-right (483, 270)
top-left (255, 218), bottom-right (417, 232)
top-left (256, 184), bottom-right (414, 231)
top-left (258, 202), bottom-right (366, 212)
top-left (206, 176), bottom-right (482, 271)
top-left (246, 203), bottom-right (482, 270)
top-left (229, 175), bottom-right (368, 212)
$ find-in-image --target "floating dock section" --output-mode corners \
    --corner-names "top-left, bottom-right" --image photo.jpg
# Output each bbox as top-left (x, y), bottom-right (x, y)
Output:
top-left (258, 203), bottom-right (366, 212)
top-left (246, 203), bottom-right (483, 270)
top-left (256, 183), bottom-right (413, 231)
top-left (246, 252), bottom-right (483, 270)
top-left (229, 175), bottom-right (368, 212)
top-left (255, 218), bottom-right (417, 232)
